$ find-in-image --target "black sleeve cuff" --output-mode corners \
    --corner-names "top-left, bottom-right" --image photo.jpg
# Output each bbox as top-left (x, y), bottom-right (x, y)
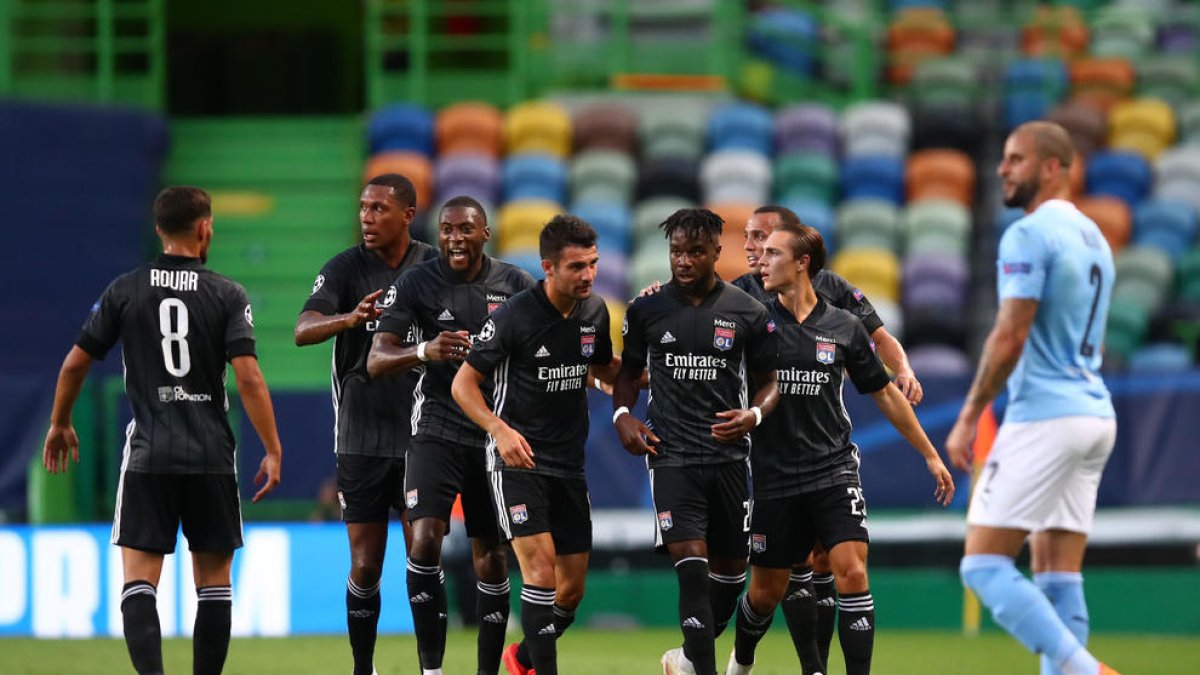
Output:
top-left (76, 333), bottom-right (110, 360)
top-left (226, 338), bottom-right (257, 360)
top-left (854, 371), bottom-right (891, 395)
top-left (301, 299), bottom-right (338, 316)
top-left (861, 313), bottom-right (884, 335)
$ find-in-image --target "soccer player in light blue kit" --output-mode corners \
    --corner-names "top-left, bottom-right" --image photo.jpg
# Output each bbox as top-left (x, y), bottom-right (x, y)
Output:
top-left (946, 121), bottom-right (1120, 675)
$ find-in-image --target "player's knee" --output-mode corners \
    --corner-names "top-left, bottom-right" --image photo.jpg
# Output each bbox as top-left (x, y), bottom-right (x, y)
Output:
top-left (349, 560), bottom-right (383, 586)
top-left (812, 550), bottom-right (830, 573)
top-left (835, 562), bottom-right (869, 592)
top-left (556, 579), bottom-right (585, 609)
top-left (473, 547), bottom-right (508, 582)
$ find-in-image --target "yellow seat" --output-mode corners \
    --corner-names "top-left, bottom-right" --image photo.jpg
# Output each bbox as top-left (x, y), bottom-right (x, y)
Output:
top-left (1108, 98), bottom-right (1176, 160)
top-left (505, 101), bottom-right (572, 158)
top-left (605, 298), bottom-right (627, 353)
top-left (829, 248), bottom-right (901, 302)
top-left (497, 200), bottom-right (561, 253)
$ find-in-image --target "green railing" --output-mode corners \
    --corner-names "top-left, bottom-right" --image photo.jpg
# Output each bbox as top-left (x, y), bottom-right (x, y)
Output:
top-left (0, 0), bottom-right (165, 108)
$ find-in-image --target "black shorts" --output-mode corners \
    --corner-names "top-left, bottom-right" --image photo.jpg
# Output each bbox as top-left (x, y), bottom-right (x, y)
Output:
top-left (404, 435), bottom-right (499, 540)
top-left (112, 471), bottom-right (242, 554)
top-left (649, 462), bottom-right (749, 558)
top-left (491, 470), bottom-right (592, 555)
top-left (336, 454), bottom-right (406, 523)
top-left (749, 484), bottom-right (870, 569)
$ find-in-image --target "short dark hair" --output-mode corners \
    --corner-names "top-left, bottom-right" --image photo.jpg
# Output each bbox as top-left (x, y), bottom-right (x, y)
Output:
top-left (753, 205), bottom-right (801, 228)
top-left (775, 220), bottom-right (826, 276)
top-left (439, 195), bottom-right (488, 226)
top-left (154, 186), bottom-right (211, 235)
top-left (660, 207), bottom-right (723, 244)
top-left (540, 214), bottom-right (597, 263)
top-left (366, 173), bottom-right (417, 208)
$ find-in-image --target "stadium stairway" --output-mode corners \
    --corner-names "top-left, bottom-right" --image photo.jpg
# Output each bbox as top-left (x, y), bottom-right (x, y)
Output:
top-left (166, 117), bottom-right (364, 389)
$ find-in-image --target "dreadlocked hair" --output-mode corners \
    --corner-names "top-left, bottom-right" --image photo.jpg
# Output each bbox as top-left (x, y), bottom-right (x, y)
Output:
top-left (659, 207), bottom-right (724, 244)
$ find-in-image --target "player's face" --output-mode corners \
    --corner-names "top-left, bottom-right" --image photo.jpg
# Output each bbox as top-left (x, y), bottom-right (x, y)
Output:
top-left (359, 185), bottom-right (415, 251)
top-left (744, 212), bottom-right (777, 269)
top-left (546, 245), bottom-right (599, 301)
top-left (759, 230), bottom-right (806, 293)
top-left (998, 131), bottom-right (1043, 211)
top-left (668, 229), bottom-right (720, 289)
top-left (438, 206), bottom-right (490, 272)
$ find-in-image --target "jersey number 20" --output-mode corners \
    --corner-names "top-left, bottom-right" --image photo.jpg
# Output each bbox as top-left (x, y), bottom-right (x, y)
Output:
top-left (158, 298), bottom-right (191, 377)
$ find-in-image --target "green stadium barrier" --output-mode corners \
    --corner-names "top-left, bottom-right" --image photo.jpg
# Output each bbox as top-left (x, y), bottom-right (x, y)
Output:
top-left (27, 379), bottom-right (100, 523)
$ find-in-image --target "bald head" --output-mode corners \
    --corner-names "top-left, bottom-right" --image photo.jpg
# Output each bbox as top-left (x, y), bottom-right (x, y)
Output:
top-left (1012, 121), bottom-right (1075, 170)
top-left (998, 121), bottom-right (1076, 211)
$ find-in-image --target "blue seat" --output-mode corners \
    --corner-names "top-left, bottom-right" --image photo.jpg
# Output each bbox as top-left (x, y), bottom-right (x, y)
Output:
top-left (1004, 58), bottom-right (1069, 94)
top-left (780, 197), bottom-right (835, 249)
top-left (1003, 91), bottom-right (1055, 132)
top-left (571, 201), bottom-right (633, 255)
top-left (707, 102), bottom-right (774, 156)
top-left (1086, 151), bottom-right (1152, 207)
top-left (841, 155), bottom-right (904, 204)
top-left (748, 9), bottom-right (819, 75)
top-left (1134, 199), bottom-right (1198, 260)
top-left (503, 153), bottom-right (567, 203)
top-left (501, 251), bottom-right (545, 279)
top-left (368, 104), bottom-right (435, 155)
top-left (1128, 342), bottom-right (1193, 373)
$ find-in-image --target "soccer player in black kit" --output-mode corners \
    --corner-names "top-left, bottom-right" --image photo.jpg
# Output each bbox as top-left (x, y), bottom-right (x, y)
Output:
top-left (368, 195), bottom-right (535, 675)
top-left (452, 214), bottom-right (621, 675)
top-left (613, 208), bottom-right (780, 675)
top-left (727, 221), bottom-right (954, 675)
top-left (295, 174), bottom-right (436, 675)
top-left (42, 187), bottom-right (283, 675)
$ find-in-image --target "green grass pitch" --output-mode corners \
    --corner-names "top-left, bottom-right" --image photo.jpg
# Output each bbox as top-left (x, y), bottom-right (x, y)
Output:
top-left (2, 628), bottom-right (1196, 674)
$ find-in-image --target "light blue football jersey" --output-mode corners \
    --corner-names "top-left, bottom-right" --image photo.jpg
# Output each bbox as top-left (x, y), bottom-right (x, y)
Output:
top-left (996, 199), bottom-right (1116, 423)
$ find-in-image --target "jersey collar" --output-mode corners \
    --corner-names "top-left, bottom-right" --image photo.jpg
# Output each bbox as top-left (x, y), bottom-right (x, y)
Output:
top-left (437, 253), bottom-right (492, 283)
top-left (771, 296), bottom-right (827, 326)
top-left (155, 254), bottom-right (203, 267)
top-left (665, 277), bottom-right (725, 306)
top-left (534, 280), bottom-right (578, 319)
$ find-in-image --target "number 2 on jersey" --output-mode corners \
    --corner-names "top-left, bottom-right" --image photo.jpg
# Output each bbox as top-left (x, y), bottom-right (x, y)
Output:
top-left (158, 298), bottom-right (191, 376)
top-left (1079, 264), bottom-right (1102, 358)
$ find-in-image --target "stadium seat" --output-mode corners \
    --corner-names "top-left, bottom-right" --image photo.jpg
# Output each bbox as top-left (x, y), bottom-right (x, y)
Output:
top-left (1005, 58), bottom-right (1070, 96)
top-left (437, 102), bottom-right (504, 156)
top-left (1134, 200), bottom-right (1198, 260)
top-left (434, 152), bottom-right (500, 205)
top-left (572, 102), bottom-right (638, 155)
top-left (911, 101), bottom-right (982, 155)
top-left (1157, 7), bottom-right (1200, 54)
top-left (1076, 196), bottom-right (1133, 253)
top-left (1175, 248), bottom-right (1200, 302)
top-left (904, 305), bottom-right (968, 349)
top-left (1090, 8), bottom-right (1156, 59)
top-left (1128, 342), bottom-right (1193, 373)
top-left (1107, 98), bottom-right (1176, 160)
top-left (631, 235), bottom-right (672, 295)
top-left (1137, 57), bottom-right (1199, 106)
top-left (640, 106), bottom-right (707, 161)
top-left (903, 199), bottom-right (972, 257)
top-left (906, 149), bottom-right (976, 206)
top-left (1182, 101), bottom-right (1200, 145)
top-left (634, 196), bottom-right (696, 245)
top-left (830, 248), bottom-right (902, 302)
top-left (747, 8), bottom-right (820, 76)
top-left (636, 156), bottom-right (700, 203)
top-left (497, 200), bottom-right (560, 254)
top-left (1022, 5), bottom-right (1089, 58)
top-left (1113, 245), bottom-right (1174, 315)
top-left (700, 150), bottom-right (772, 205)
top-left (841, 101), bottom-right (911, 158)
top-left (1003, 91), bottom-right (1058, 133)
top-left (505, 101), bottom-right (572, 157)
top-left (594, 252), bottom-right (630, 300)
top-left (781, 197), bottom-right (836, 249)
top-left (1105, 298), bottom-right (1150, 362)
top-left (837, 199), bottom-right (901, 253)
top-left (1047, 101), bottom-right (1109, 157)
top-left (886, 8), bottom-right (956, 85)
top-left (911, 58), bottom-right (978, 107)
top-left (1086, 151), bottom-right (1152, 206)
top-left (905, 344), bottom-right (971, 376)
top-left (571, 201), bottom-right (632, 256)
top-left (570, 150), bottom-right (637, 205)
top-left (502, 153), bottom-right (567, 203)
top-left (841, 155), bottom-right (905, 204)
top-left (774, 103), bottom-right (838, 157)
top-left (368, 104), bottom-right (435, 155)
top-left (1153, 147), bottom-right (1200, 212)
top-left (1069, 58), bottom-right (1137, 111)
top-left (707, 102), bottom-right (774, 156)
top-left (362, 151), bottom-right (433, 209)
top-left (903, 253), bottom-right (969, 311)
top-left (871, 297), bottom-right (904, 340)
top-left (774, 152), bottom-right (838, 203)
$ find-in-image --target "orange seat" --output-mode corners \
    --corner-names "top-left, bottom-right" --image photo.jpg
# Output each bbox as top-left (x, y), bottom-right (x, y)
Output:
top-left (1070, 58), bottom-right (1136, 110)
top-left (1022, 6), bottom-right (1089, 58)
top-left (437, 102), bottom-right (503, 157)
top-left (363, 151), bottom-right (433, 209)
top-left (1075, 196), bottom-right (1132, 253)
top-left (706, 202), bottom-right (756, 281)
top-left (906, 149), bottom-right (976, 207)
top-left (887, 9), bottom-right (955, 85)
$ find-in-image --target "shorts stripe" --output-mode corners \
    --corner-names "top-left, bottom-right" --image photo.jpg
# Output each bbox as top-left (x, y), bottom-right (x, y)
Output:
top-left (648, 467), bottom-right (661, 548)
top-left (490, 470), bottom-right (512, 540)
top-left (110, 420), bottom-right (136, 545)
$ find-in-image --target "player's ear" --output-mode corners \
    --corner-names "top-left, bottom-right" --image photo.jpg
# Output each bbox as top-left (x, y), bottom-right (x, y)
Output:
top-left (541, 257), bottom-right (553, 277)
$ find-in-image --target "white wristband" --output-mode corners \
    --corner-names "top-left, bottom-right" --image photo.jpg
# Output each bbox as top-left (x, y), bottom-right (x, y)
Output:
top-left (750, 406), bottom-right (763, 427)
top-left (613, 406), bottom-right (630, 424)
top-left (416, 341), bottom-right (430, 362)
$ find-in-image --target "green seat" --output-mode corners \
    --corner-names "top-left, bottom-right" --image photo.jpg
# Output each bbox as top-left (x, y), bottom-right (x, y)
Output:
top-left (1174, 247), bottom-right (1200, 300)
top-left (774, 152), bottom-right (838, 204)
top-left (1178, 101), bottom-right (1200, 146)
top-left (630, 236), bottom-right (672, 294)
top-left (634, 196), bottom-right (696, 246)
top-left (1114, 245), bottom-right (1174, 313)
top-left (1104, 298), bottom-right (1150, 361)
top-left (1090, 9), bottom-right (1155, 60)
top-left (1138, 58), bottom-right (1199, 106)
top-left (570, 150), bottom-right (637, 205)
top-left (836, 199), bottom-right (900, 254)
top-left (640, 107), bottom-right (706, 162)
top-left (901, 199), bottom-right (971, 257)
top-left (911, 58), bottom-right (978, 106)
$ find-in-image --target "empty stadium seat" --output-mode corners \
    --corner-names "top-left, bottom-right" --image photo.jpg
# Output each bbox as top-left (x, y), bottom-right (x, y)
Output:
top-left (437, 102), bottom-right (503, 156)
top-left (1108, 98), bottom-right (1177, 160)
top-left (830, 248), bottom-right (902, 302)
top-left (1153, 147), bottom-right (1200, 211)
top-left (903, 253), bottom-right (969, 311)
top-left (1070, 58), bottom-right (1137, 111)
top-left (640, 106), bottom-right (707, 161)
top-left (905, 344), bottom-right (971, 376)
top-left (1076, 195), bottom-right (1133, 252)
top-left (774, 103), bottom-right (838, 156)
top-left (707, 102), bottom-right (774, 155)
top-left (1138, 57), bottom-right (1199, 106)
top-left (631, 235), bottom-right (672, 295)
top-left (1048, 101), bottom-right (1109, 157)
top-left (503, 153), bottom-right (567, 203)
top-left (636, 156), bottom-right (700, 203)
top-left (841, 155), bottom-right (905, 204)
top-left (505, 101), bottom-right (571, 157)
top-left (701, 150), bottom-right (772, 204)
top-left (886, 8), bottom-right (956, 85)
top-left (1105, 298), bottom-right (1150, 362)
top-left (904, 305), bottom-right (968, 349)
top-left (841, 101), bottom-right (911, 158)
top-left (1182, 101), bottom-right (1200, 145)
top-left (570, 150), bottom-right (637, 205)
top-left (1003, 59), bottom-right (1070, 132)
top-left (368, 104), bottom-right (435, 155)
top-left (748, 8), bottom-right (820, 76)
top-left (837, 199), bottom-right (901, 253)
top-left (1134, 200), bottom-right (1198, 259)
top-left (911, 102), bottom-right (982, 155)
top-left (594, 251), bottom-right (630, 300)
top-left (781, 197), bottom-right (836, 249)
top-left (435, 152), bottom-right (500, 205)
top-left (362, 151), bottom-right (433, 209)
top-left (1086, 151), bottom-right (1152, 205)
top-left (1113, 245), bottom-right (1174, 315)
top-left (573, 102), bottom-right (638, 155)
top-left (903, 199), bottom-right (972, 257)
top-left (634, 196), bottom-right (697, 245)
top-left (1176, 248), bottom-right (1200, 301)
top-left (571, 201), bottom-right (632, 256)
top-left (911, 57), bottom-right (978, 107)
top-left (1022, 5), bottom-right (1089, 58)
top-left (497, 200), bottom-right (560, 254)
top-left (774, 152), bottom-right (838, 204)
top-left (1091, 8), bottom-right (1156, 59)
top-left (906, 149), bottom-right (976, 206)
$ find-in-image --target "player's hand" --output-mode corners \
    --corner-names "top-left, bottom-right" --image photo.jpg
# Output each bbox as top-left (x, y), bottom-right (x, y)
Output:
top-left (893, 370), bottom-right (923, 406)
top-left (43, 424), bottom-right (79, 474)
top-left (711, 409), bottom-right (756, 443)
top-left (637, 280), bottom-right (662, 298)
top-left (927, 456), bottom-right (955, 506)
top-left (614, 412), bottom-right (659, 456)
top-left (494, 424), bottom-right (535, 469)
top-left (345, 289), bottom-right (384, 328)
top-left (252, 453), bottom-right (281, 503)
top-left (427, 330), bottom-right (472, 362)
top-left (592, 377), bottom-right (614, 396)
top-left (945, 418), bottom-right (977, 472)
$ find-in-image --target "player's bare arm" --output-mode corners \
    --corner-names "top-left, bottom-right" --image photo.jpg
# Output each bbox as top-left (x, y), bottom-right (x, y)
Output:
top-left (231, 355), bottom-right (283, 503)
top-left (870, 383), bottom-right (955, 505)
top-left (294, 289), bottom-right (383, 346)
top-left (42, 345), bottom-right (94, 474)
top-left (588, 354), bottom-right (622, 395)
top-left (871, 326), bottom-right (923, 406)
top-left (947, 298), bottom-right (1038, 470)
top-left (451, 361), bottom-right (535, 469)
top-left (711, 368), bottom-right (780, 443)
top-left (366, 328), bottom-right (470, 379)
top-left (612, 361), bottom-right (659, 456)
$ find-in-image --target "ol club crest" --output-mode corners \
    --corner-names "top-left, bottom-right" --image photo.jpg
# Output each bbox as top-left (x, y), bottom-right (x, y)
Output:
top-left (713, 327), bottom-right (734, 351)
top-left (510, 504), bottom-right (529, 524)
top-left (816, 341), bottom-right (836, 365)
top-left (581, 334), bottom-right (595, 357)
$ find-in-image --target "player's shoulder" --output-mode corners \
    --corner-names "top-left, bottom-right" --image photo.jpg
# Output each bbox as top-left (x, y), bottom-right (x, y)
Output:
top-left (408, 239), bottom-right (438, 264)
top-left (196, 266), bottom-right (248, 298)
top-left (817, 303), bottom-right (869, 341)
top-left (717, 281), bottom-right (770, 319)
top-left (489, 257), bottom-right (536, 289)
top-left (397, 256), bottom-right (443, 286)
top-left (323, 244), bottom-right (366, 269)
top-left (578, 293), bottom-right (611, 323)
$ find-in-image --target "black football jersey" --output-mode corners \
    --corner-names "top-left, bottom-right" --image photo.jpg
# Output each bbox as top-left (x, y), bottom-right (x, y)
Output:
top-left (622, 280), bottom-right (777, 467)
top-left (376, 256), bottom-right (535, 446)
top-left (76, 255), bottom-right (256, 474)
top-left (302, 241), bottom-right (437, 457)
top-left (752, 298), bottom-right (891, 498)
top-left (466, 283), bottom-right (613, 477)
top-left (732, 269), bottom-right (884, 334)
